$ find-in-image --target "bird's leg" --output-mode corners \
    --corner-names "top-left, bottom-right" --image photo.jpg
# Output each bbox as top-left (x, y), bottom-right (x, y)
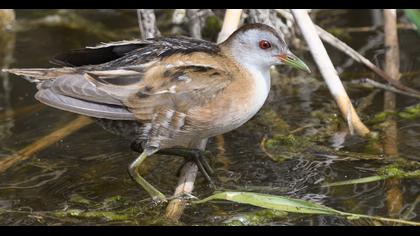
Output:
top-left (158, 148), bottom-right (214, 185)
top-left (128, 151), bottom-right (167, 202)
top-left (130, 140), bottom-right (214, 184)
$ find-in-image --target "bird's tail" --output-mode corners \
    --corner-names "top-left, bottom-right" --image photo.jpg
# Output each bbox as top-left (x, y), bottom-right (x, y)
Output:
top-left (2, 67), bottom-right (78, 82)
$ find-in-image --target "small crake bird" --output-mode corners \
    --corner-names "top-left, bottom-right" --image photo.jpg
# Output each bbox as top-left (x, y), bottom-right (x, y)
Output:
top-left (4, 23), bottom-right (310, 202)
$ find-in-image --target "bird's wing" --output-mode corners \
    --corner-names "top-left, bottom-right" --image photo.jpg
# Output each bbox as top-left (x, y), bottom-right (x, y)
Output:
top-left (85, 59), bottom-right (234, 120)
top-left (35, 89), bottom-right (135, 120)
top-left (50, 39), bottom-right (149, 67)
top-left (4, 36), bottom-right (227, 121)
top-left (34, 74), bottom-right (136, 120)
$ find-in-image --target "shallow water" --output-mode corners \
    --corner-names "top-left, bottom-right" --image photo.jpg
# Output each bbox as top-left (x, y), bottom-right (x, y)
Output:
top-left (0, 9), bottom-right (419, 225)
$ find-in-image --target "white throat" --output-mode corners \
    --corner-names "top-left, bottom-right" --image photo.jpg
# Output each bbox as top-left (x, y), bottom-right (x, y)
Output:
top-left (244, 63), bottom-right (271, 110)
top-left (233, 53), bottom-right (272, 117)
top-left (232, 52), bottom-right (271, 98)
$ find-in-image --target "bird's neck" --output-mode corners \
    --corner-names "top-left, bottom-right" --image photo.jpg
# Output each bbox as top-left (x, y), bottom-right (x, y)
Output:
top-left (220, 44), bottom-right (271, 95)
top-left (243, 63), bottom-right (271, 95)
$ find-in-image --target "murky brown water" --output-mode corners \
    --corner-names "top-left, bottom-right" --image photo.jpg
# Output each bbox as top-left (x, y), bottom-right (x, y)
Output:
top-left (0, 9), bottom-right (419, 225)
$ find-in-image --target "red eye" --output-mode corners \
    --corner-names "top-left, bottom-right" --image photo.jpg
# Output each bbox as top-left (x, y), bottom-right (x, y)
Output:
top-left (259, 40), bottom-right (271, 49)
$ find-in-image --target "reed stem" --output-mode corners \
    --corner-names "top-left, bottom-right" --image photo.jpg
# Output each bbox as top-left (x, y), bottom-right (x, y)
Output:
top-left (383, 9), bottom-right (403, 219)
top-left (217, 9), bottom-right (242, 43)
top-left (291, 9), bottom-right (370, 136)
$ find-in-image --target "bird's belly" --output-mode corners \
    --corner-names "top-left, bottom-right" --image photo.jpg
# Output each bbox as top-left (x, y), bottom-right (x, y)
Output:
top-left (212, 92), bottom-right (268, 134)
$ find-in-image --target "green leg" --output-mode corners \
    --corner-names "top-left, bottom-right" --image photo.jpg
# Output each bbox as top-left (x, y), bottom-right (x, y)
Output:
top-left (128, 151), bottom-right (167, 202)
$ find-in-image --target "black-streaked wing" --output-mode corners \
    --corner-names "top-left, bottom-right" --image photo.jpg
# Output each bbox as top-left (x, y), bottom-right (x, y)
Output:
top-left (50, 40), bottom-right (149, 67)
top-left (86, 63), bottom-right (233, 120)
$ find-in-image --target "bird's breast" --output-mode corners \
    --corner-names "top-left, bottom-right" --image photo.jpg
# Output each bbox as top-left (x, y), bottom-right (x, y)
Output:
top-left (188, 68), bottom-right (270, 137)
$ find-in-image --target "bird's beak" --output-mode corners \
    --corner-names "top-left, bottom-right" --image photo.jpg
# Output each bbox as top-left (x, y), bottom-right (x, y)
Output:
top-left (278, 52), bottom-right (311, 73)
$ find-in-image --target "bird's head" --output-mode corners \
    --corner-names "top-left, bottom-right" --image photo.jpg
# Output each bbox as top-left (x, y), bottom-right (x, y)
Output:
top-left (221, 23), bottom-right (311, 73)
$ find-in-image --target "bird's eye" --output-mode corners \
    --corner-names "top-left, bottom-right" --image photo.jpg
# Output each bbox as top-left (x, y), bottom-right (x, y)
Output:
top-left (259, 40), bottom-right (271, 49)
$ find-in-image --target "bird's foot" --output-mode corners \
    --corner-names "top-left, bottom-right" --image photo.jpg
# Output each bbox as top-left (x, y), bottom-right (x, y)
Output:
top-left (129, 142), bottom-right (216, 186)
top-left (160, 148), bottom-right (215, 184)
top-left (128, 151), bottom-right (167, 204)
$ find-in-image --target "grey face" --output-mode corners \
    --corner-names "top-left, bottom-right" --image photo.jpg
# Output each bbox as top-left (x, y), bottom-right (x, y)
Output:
top-left (228, 26), bottom-right (311, 73)
top-left (245, 29), bottom-right (287, 66)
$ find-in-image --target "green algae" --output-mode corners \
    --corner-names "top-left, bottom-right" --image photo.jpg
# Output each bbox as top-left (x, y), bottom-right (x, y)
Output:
top-left (398, 103), bottom-right (420, 120)
top-left (69, 194), bottom-right (92, 205)
top-left (259, 109), bottom-right (290, 135)
top-left (52, 209), bottom-right (130, 221)
top-left (367, 111), bottom-right (396, 126)
top-left (50, 194), bottom-right (173, 225)
top-left (378, 164), bottom-right (420, 179)
top-left (367, 104), bottom-right (420, 125)
top-left (324, 163), bottom-right (420, 187)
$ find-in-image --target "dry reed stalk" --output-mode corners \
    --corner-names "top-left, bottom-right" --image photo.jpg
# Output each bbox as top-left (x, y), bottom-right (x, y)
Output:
top-left (315, 26), bottom-right (420, 98)
top-left (382, 9), bottom-right (400, 156)
top-left (164, 140), bottom-right (206, 221)
top-left (291, 9), bottom-right (370, 136)
top-left (275, 9), bottom-right (420, 99)
top-left (0, 116), bottom-right (93, 173)
top-left (217, 9), bottom-right (243, 43)
top-left (137, 9), bottom-right (161, 39)
top-left (382, 9), bottom-right (403, 219)
top-left (350, 78), bottom-right (420, 99)
top-left (326, 24), bottom-right (415, 33)
top-left (164, 163), bottom-right (198, 220)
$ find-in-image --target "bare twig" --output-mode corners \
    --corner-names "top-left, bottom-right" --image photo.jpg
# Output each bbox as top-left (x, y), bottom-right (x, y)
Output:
top-left (350, 78), bottom-right (420, 99)
top-left (291, 9), bottom-right (370, 136)
top-left (326, 24), bottom-right (415, 34)
top-left (315, 26), bottom-right (420, 97)
top-left (137, 9), bottom-right (161, 39)
top-left (276, 9), bottom-right (420, 99)
top-left (260, 135), bottom-right (277, 161)
top-left (0, 116), bottom-right (93, 173)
